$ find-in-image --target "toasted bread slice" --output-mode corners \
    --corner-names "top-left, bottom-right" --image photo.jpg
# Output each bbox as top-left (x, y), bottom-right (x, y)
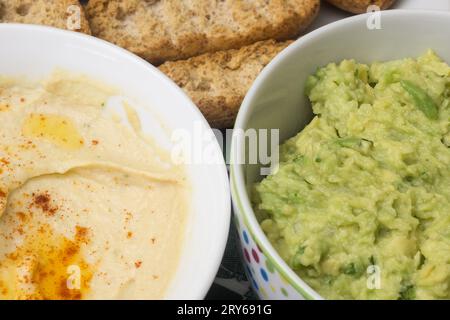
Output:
top-left (86, 0), bottom-right (318, 64)
top-left (159, 40), bottom-right (292, 128)
top-left (0, 0), bottom-right (91, 34)
top-left (326, 0), bottom-right (396, 14)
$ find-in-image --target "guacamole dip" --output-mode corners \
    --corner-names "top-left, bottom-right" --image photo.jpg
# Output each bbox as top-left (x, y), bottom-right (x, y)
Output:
top-left (253, 51), bottom-right (450, 300)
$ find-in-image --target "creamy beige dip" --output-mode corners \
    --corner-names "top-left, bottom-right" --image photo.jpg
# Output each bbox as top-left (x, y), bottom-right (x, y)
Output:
top-left (0, 72), bottom-right (189, 299)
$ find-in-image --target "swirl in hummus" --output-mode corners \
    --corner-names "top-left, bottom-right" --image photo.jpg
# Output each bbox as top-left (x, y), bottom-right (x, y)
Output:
top-left (0, 71), bottom-right (189, 299)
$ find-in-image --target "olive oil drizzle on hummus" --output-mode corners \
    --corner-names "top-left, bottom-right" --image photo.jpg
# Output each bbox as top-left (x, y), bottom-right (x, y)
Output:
top-left (0, 72), bottom-right (189, 300)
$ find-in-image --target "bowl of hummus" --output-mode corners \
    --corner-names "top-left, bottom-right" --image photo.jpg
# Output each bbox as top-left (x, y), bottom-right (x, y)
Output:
top-left (231, 10), bottom-right (450, 300)
top-left (0, 24), bottom-right (230, 299)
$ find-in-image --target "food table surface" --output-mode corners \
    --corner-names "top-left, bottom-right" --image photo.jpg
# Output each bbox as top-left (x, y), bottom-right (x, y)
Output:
top-left (206, 0), bottom-right (450, 300)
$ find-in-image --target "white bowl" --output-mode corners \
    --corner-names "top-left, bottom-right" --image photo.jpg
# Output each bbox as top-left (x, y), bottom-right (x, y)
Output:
top-left (231, 10), bottom-right (450, 299)
top-left (0, 24), bottom-right (231, 299)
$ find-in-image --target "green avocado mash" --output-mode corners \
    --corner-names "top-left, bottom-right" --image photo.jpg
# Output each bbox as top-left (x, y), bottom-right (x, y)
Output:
top-left (253, 51), bottom-right (450, 300)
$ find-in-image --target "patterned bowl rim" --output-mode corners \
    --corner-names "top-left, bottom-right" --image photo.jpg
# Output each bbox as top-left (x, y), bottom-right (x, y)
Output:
top-left (230, 167), bottom-right (321, 300)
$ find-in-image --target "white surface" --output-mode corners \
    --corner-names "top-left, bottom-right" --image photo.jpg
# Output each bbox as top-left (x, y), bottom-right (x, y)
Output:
top-left (307, 0), bottom-right (450, 31)
top-left (0, 24), bottom-right (231, 299)
top-left (232, 9), bottom-right (450, 299)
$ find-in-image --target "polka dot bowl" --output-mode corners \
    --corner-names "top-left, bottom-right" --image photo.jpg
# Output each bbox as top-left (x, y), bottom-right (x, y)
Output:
top-left (230, 10), bottom-right (450, 300)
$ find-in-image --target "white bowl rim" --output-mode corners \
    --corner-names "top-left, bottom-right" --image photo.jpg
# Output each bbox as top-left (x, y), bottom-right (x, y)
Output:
top-left (231, 9), bottom-right (450, 300)
top-left (0, 23), bottom-right (231, 299)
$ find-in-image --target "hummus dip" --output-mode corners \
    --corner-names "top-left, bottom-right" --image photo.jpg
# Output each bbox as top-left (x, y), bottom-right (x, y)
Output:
top-left (253, 51), bottom-right (450, 300)
top-left (0, 72), bottom-right (189, 299)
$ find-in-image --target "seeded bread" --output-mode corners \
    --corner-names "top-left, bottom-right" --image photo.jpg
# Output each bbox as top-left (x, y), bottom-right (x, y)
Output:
top-left (159, 40), bottom-right (292, 128)
top-left (326, 0), bottom-right (396, 14)
top-left (0, 0), bottom-right (91, 34)
top-left (86, 0), bottom-right (319, 65)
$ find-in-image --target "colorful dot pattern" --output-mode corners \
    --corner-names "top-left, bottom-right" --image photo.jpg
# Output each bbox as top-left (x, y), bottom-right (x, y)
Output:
top-left (234, 214), bottom-right (306, 300)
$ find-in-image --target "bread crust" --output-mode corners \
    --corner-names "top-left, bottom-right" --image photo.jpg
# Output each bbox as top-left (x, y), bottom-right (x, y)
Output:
top-left (159, 40), bottom-right (292, 128)
top-left (86, 0), bottom-right (319, 64)
top-left (0, 0), bottom-right (91, 34)
top-left (326, 0), bottom-right (396, 14)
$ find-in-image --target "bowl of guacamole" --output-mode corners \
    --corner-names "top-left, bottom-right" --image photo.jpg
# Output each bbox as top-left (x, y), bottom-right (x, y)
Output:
top-left (231, 10), bottom-right (450, 300)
